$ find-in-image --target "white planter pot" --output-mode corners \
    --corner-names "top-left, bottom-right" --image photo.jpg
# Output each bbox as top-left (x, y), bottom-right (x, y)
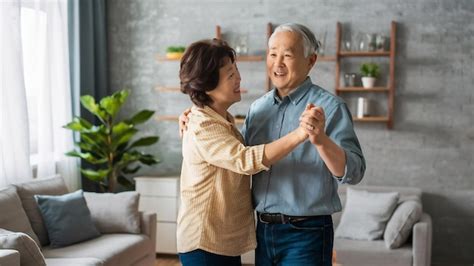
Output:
top-left (361, 77), bottom-right (376, 88)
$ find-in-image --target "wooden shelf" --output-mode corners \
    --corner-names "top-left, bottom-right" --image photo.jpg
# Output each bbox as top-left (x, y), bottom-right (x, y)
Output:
top-left (155, 115), bottom-right (245, 124)
top-left (155, 86), bottom-right (248, 94)
top-left (338, 51), bottom-right (390, 57)
top-left (156, 54), bottom-right (265, 62)
top-left (155, 86), bottom-right (181, 92)
top-left (335, 21), bottom-right (397, 129)
top-left (156, 55), bottom-right (182, 61)
top-left (236, 55), bottom-right (264, 61)
top-left (353, 116), bottom-right (389, 122)
top-left (337, 87), bottom-right (389, 92)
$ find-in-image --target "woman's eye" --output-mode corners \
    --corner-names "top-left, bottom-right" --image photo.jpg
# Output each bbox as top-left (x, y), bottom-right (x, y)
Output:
top-left (270, 53), bottom-right (276, 57)
top-left (285, 54), bottom-right (292, 57)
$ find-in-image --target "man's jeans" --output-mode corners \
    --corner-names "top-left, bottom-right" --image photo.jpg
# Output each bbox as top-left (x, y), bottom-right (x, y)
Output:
top-left (179, 249), bottom-right (241, 266)
top-left (255, 215), bottom-right (334, 266)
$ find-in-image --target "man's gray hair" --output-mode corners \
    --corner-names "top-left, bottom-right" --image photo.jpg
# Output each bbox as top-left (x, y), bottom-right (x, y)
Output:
top-left (268, 23), bottom-right (320, 58)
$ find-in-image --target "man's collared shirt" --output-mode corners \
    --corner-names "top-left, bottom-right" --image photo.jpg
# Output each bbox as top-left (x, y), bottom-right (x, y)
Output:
top-left (177, 105), bottom-right (269, 256)
top-left (242, 77), bottom-right (366, 216)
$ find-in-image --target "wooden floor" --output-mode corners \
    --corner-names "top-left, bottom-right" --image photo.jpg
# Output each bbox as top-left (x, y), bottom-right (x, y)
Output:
top-left (155, 254), bottom-right (181, 266)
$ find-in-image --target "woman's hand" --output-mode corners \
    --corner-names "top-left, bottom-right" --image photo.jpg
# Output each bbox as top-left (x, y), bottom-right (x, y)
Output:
top-left (179, 108), bottom-right (191, 138)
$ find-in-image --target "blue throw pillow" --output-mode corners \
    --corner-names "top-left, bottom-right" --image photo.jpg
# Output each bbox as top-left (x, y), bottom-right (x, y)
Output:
top-left (34, 190), bottom-right (100, 248)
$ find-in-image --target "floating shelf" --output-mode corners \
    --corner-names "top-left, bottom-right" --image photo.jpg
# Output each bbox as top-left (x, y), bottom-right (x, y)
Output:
top-left (338, 51), bottom-right (390, 57)
top-left (353, 116), bottom-right (389, 122)
top-left (236, 55), bottom-right (264, 61)
top-left (336, 87), bottom-right (389, 92)
top-left (318, 56), bottom-right (337, 62)
top-left (155, 55), bottom-right (182, 61)
top-left (155, 115), bottom-right (245, 124)
top-left (156, 54), bottom-right (264, 62)
top-left (154, 86), bottom-right (248, 94)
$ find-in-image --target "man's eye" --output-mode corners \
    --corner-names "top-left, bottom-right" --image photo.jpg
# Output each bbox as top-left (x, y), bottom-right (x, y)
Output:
top-left (270, 53), bottom-right (276, 57)
top-left (285, 54), bottom-right (292, 57)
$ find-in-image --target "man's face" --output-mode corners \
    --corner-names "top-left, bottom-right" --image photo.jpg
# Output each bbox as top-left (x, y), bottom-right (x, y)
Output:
top-left (267, 31), bottom-right (316, 94)
top-left (206, 58), bottom-right (242, 108)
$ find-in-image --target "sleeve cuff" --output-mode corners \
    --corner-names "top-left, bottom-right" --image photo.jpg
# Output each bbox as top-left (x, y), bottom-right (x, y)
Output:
top-left (256, 144), bottom-right (270, 172)
top-left (333, 149), bottom-right (352, 184)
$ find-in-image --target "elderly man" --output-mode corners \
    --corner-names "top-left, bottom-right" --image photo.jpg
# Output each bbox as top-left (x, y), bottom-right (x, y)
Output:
top-left (180, 23), bottom-right (365, 265)
top-left (240, 23), bottom-right (365, 266)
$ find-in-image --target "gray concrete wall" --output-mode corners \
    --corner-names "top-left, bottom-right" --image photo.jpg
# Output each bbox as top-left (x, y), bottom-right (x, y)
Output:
top-left (107, 1), bottom-right (474, 265)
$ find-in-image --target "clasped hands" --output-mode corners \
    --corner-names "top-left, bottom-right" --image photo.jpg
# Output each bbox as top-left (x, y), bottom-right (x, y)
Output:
top-left (298, 103), bottom-right (327, 145)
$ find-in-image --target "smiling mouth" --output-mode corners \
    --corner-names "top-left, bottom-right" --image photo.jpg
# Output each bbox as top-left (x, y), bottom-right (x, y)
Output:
top-left (274, 71), bottom-right (287, 77)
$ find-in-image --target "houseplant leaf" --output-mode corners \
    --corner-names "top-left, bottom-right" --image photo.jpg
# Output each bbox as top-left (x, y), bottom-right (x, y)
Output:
top-left (128, 136), bottom-right (159, 149)
top-left (127, 110), bottom-right (155, 125)
top-left (80, 95), bottom-right (108, 121)
top-left (80, 168), bottom-right (110, 182)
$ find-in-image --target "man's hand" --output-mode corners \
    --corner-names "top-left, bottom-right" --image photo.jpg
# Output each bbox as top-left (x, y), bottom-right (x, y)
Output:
top-left (299, 103), bottom-right (327, 145)
top-left (179, 108), bottom-right (191, 138)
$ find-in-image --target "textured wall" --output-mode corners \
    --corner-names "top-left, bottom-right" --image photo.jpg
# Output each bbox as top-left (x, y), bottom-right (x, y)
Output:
top-left (107, 1), bottom-right (474, 265)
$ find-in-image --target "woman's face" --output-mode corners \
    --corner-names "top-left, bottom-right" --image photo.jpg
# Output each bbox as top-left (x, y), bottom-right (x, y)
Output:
top-left (206, 57), bottom-right (242, 109)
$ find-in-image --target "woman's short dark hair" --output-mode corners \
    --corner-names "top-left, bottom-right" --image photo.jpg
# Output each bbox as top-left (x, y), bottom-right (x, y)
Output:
top-left (179, 39), bottom-right (236, 107)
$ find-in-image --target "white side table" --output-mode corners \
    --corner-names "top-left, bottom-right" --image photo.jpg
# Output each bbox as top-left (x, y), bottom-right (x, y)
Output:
top-left (135, 176), bottom-right (179, 254)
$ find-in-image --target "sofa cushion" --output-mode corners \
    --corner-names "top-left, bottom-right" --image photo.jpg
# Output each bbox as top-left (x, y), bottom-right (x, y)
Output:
top-left (0, 249), bottom-right (20, 266)
top-left (84, 191), bottom-right (140, 234)
top-left (14, 176), bottom-right (69, 246)
top-left (0, 228), bottom-right (46, 266)
top-left (35, 190), bottom-right (100, 248)
top-left (334, 238), bottom-right (412, 266)
top-left (335, 188), bottom-right (399, 240)
top-left (384, 199), bottom-right (423, 249)
top-left (45, 258), bottom-right (104, 266)
top-left (0, 186), bottom-right (41, 246)
top-left (42, 234), bottom-right (153, 266)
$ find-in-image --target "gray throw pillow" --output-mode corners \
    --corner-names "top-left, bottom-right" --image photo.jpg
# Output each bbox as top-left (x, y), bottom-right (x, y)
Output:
top-left (0, 186), bottom-right (41, 247)
top-left (35, 190), bottom-right (100, 248)
top-left (335, 187), bottom-right (399, 240)
top-left (0, 228), bottom-right (46, 266)
top-left (384, 199), bottom-right (422, 249)
top-left (84, 191), bottom-right (140, 234)
top-left (14, 176), bottom-right (69, 246)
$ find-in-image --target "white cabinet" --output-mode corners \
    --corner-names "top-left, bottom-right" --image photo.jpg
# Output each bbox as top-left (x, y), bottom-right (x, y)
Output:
top-left (135, 176), bottom-right (179, 254)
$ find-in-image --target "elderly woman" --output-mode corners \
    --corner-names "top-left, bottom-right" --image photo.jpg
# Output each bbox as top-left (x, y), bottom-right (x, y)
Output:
top-left (177, 38), bottom-right (308, 266)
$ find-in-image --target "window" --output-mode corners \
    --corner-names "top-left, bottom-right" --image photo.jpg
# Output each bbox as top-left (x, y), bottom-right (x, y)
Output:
top-left (20, 7), bottom-right (47, 160)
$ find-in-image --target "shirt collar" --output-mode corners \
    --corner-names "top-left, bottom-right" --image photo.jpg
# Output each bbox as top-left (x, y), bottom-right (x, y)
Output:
top-left (197, 105), bottom-right (235, 126)
top-left (272, 77), bottom-right (313, 105)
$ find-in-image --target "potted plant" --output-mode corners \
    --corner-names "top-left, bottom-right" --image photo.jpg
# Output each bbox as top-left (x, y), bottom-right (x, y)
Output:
top-left (166, 46), bottom-right (186, 59)
top-left (63, 90), bottom-right (159, 192)
top-left (360, 62), bottom-right (380, 88)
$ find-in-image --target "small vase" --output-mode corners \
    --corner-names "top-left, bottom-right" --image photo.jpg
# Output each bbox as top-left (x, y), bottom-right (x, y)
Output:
top-left (361, 77), bottom-right (375, 88)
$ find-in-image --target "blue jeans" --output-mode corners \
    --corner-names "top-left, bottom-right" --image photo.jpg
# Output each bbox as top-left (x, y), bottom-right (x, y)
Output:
top-left (179, 249), bottom-right (241, 266)
top-left (255, 215), bottom-right (334, 266)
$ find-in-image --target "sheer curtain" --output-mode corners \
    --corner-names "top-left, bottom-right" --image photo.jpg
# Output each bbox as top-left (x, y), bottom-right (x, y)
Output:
top-left (0, 0), bottom-right (32, 187)
top-left (0, 0), bottom-right (79, 191)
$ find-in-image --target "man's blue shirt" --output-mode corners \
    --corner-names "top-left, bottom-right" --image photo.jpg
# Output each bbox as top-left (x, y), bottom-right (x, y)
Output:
top-left (242, 77), bottom-right (366, 216)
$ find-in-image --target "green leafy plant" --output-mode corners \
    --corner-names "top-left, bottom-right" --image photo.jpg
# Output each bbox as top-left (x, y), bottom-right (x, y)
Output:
top-left (64, 90), bottom-right (159, 192)
top-left (360, 62), bottom-right (380, 77)
top-left (166, 46), bottom-right (186, 53)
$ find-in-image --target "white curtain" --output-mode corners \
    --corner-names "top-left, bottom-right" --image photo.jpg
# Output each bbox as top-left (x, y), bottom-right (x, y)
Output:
top-left (0, 0), bottom-right (33, 187)
top-left (0, 0), bottom-right (80, 191)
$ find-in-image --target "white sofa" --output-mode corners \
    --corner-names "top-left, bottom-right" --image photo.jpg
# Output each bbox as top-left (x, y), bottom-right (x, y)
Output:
top-left (333, 185), bottom-right (432, 266)
top-left (0, 176), bottom-right (157, 266)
